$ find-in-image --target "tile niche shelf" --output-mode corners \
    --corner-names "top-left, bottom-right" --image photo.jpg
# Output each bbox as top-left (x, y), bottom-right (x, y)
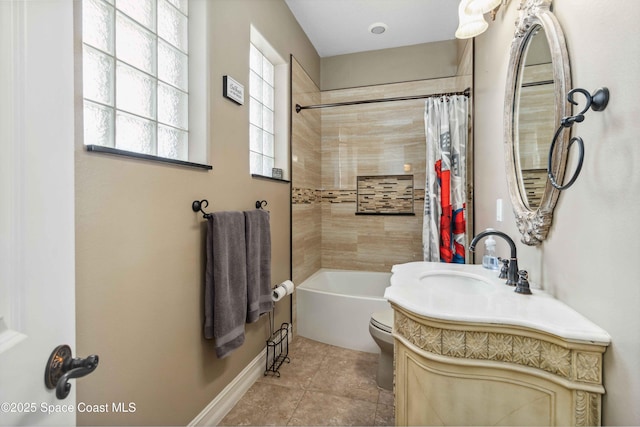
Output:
top-left (356, 175), bottom-right (415, 215)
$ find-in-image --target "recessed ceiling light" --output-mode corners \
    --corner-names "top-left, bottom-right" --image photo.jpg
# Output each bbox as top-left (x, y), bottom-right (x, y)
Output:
top-left (368, 22), bottom-right (388, 35)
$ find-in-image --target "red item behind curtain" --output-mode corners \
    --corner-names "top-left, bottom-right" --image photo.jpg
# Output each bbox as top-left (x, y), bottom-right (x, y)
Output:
top-left (435, 160), bottom-right (453, 262)
top-left (435, 159), bottom-right (465, 263)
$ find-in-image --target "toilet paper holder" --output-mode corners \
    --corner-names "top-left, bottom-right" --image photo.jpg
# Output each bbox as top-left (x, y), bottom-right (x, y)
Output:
top-left (264, 280), bottom-right (294, 376)
top-left (271, 280), bottom-right (294, 303)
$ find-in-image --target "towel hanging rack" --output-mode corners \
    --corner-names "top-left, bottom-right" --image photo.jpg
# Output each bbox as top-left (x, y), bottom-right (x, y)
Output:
top-left (192, 199), bottom-right (212, 218)
top-left (547, 87), bottom-right (609, 190)
top-left (192, 199), bottom-right (269, 219)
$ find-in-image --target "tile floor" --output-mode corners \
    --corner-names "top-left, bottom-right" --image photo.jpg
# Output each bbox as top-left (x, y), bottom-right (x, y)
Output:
top-left (219, 336), bottom-right (394, 426)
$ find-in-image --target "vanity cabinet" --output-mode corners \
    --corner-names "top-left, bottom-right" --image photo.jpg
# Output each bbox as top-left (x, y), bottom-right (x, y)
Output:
top-left (392, 305), bottom-right (607, 426)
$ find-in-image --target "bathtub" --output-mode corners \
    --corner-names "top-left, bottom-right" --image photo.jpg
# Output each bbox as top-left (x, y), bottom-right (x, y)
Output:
top-left (296, 268), bottom-right (392, 353)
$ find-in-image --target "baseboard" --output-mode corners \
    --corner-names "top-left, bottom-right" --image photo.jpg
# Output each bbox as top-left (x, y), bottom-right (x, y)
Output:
top-left (188, 347), bottom-right (265, 426)
top-left (189, 324), bottom-right (293, 426)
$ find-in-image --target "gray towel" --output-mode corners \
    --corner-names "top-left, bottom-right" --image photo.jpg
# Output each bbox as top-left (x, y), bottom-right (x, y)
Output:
top-left (244, 209), bottom-right (273, 323)
top-left (204, 211), bottom-right (247, 359)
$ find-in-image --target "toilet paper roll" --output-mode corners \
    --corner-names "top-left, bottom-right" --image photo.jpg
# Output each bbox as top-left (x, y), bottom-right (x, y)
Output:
top-left (281, 280), bottom-right (295, 295)
top-left (272, 286), bottom-right (287, 302)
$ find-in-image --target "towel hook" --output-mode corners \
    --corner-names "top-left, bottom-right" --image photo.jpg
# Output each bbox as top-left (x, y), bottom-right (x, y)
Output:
top-left (547, 87), bottom-right (609, 190)
top-left (255, 200), bottom-right (268, 209)
top-left (192, 199), bottom-right (212, 218)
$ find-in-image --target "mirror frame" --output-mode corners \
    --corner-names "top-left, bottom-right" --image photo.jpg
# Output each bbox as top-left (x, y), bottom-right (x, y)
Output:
top-left (505, 0), bottom-right (571, 245)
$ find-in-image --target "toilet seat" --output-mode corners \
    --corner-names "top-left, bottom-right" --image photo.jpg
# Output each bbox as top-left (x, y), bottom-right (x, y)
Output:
top-left (370, 309), bottom-right (393, 334)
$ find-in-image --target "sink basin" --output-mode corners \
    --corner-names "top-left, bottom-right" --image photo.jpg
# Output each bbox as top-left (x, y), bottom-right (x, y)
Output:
top-left (385, 267), bottom-right (502, 319)
top-left (385, 261), bottom-right (612, 345)
top-left (419, 270), bottom-right (497, 295)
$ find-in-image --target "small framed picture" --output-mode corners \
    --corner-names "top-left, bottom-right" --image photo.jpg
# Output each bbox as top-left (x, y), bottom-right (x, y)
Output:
top-left (223, 75), bottom-right (244, 105)
top-left (272, 168), bottom-right (283, 179)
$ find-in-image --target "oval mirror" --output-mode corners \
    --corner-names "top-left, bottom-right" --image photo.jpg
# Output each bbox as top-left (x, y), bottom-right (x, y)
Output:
top-left (505, 0), bottom-right (571, 245)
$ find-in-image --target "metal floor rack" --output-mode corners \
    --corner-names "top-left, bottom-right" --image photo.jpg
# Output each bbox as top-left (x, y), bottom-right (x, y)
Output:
top-left (264, 312), bottom-right (290, 377)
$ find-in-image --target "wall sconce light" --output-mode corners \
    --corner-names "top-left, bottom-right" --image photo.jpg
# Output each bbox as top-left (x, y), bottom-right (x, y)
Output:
top-left (455, 0), bottom-right (488, 39)
top-left (456, 0), bottom-right (505, 39)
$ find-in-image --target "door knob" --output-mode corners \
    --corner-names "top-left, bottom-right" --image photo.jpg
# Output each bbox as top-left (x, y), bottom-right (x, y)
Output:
top-left (45, 345), bottom-right (99, 399)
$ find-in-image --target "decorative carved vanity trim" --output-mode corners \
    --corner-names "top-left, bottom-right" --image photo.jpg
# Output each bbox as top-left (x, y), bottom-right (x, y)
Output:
top-left (395, 309), bottom-right (604, 384)
top-left (575, 390), bottom-right (602, 427)
top-left (393, 306), bottom-right (607, 426)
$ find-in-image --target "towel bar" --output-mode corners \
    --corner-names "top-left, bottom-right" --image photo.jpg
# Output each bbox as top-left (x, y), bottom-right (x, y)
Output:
top-left (191, 199), bottom-right (268, 219)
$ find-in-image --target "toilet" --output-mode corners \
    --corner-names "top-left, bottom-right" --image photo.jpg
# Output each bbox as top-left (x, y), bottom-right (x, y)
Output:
top-left (369, 309), bottom-right (394, 390)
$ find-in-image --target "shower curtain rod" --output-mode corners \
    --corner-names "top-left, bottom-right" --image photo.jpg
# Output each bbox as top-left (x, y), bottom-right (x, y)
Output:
top-left (295, 87), bottom-right (470, 113)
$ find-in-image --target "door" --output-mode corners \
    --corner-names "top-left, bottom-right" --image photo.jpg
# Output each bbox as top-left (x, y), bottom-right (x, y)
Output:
top-left (0, 1), bottom-right (77, 425)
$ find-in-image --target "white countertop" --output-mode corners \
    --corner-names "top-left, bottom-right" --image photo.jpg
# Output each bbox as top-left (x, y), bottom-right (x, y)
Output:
top-left (384, 262), bottom-right (611, 345)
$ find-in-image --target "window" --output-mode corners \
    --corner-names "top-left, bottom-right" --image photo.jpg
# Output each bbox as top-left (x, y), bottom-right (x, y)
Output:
top-left (82, 0), bottom-right (192, 161)
top-left (249, 43), bottom-right (275, 176)
top-left (248, 27), bottom-right (289, 180)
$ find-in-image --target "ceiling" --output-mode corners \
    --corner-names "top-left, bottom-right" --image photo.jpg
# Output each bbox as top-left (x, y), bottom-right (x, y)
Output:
top-left (284, 0), bottom-right (460, 57)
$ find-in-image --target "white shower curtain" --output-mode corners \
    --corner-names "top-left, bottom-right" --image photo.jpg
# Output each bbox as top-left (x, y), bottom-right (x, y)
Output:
top-left (423, 95), bottom-right (468, 263)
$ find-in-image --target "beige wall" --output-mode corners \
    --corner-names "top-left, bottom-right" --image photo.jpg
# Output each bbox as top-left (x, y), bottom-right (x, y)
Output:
top-left (474, 1), bottom-right (640, 424)
top-left (456, 39), bottom-right (473, 77)
top-left (321, 40), bottom-right (459, 90)
top-left (75, 0), bottom-right (319, 425)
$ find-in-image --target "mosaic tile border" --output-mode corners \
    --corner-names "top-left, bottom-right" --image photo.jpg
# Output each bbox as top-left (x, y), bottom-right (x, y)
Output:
top-left (292, 188), bottom-right (320, 204)
top-left (293, 188), bottom-right (425, 205)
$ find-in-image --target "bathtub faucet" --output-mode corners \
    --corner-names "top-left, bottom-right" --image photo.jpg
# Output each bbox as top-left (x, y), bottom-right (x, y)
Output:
top-left (469, 229), bottom-right (519, 286)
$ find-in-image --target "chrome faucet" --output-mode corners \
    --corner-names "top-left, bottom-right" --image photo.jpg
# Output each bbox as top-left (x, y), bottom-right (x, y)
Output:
top-left (469, 229), bottom-right (519, 286)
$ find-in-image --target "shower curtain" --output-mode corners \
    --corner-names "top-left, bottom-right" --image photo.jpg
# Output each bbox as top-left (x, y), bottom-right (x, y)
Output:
top-left (423, 95), bottom-right (468, 263)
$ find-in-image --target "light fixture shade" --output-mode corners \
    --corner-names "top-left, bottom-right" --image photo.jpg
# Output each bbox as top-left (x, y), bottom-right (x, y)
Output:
top-left (455, 0), bottom-right (489, 39)
top-left (465, 0), bottom-right (502, 15)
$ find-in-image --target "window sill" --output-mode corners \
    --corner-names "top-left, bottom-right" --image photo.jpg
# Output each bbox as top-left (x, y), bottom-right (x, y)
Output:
top-left (85, 145), bottom-right (212, 170)
top-left (251, 174), bottom-right (290, 184)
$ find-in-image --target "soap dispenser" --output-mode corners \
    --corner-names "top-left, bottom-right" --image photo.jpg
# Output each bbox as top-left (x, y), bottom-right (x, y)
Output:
top-left (482, 236), bottom-right (499, 270)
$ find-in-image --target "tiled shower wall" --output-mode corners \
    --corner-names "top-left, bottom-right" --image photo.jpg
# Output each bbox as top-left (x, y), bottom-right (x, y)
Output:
top-left (292, 60), bottom-right (472, 276)
top-left (291, 58), bottom-right (321, 288)
top-left (319, 77), bottom-right (470, 272)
